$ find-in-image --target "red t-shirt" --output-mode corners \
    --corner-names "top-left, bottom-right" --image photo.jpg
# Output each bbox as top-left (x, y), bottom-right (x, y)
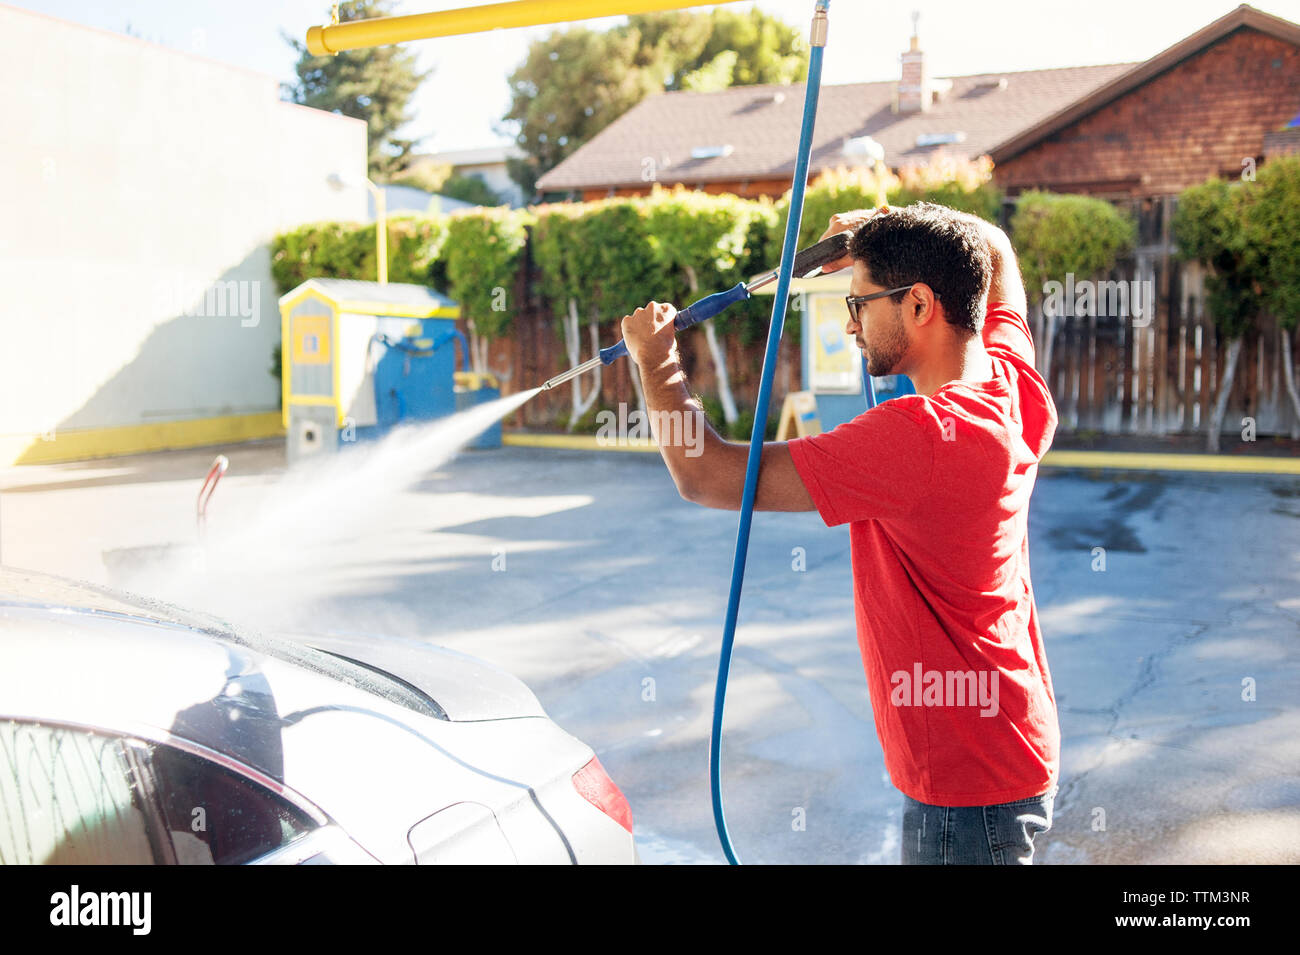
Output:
top-left (788, 302), bottom-right (1060, 807)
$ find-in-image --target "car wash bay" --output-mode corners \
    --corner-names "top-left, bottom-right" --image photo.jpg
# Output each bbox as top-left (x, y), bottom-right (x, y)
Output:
top-left (1, 442), bottom-right (1297, 864)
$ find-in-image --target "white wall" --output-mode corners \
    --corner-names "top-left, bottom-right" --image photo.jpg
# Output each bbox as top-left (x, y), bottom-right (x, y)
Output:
top-left (0, 6), bottom-right (367, 445)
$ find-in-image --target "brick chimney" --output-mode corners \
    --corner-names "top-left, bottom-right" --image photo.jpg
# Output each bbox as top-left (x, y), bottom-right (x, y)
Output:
top-left (896, 12), bottom-right (931, 113)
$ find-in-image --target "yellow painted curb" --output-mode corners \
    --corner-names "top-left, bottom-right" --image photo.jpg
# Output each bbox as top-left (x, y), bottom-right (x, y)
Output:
top-left (503, 433), bottom-right (659, 453)
top-left (4, 412), bottom-right (285, 466)
top-left (1041, 450), bottom-right (1300, 475)
top-left (504, 434), bottom-right (1299, 475)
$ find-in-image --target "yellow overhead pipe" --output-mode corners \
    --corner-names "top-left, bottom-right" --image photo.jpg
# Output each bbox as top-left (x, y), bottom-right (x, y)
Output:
top-left (307, 0), bottom-right (746, 54)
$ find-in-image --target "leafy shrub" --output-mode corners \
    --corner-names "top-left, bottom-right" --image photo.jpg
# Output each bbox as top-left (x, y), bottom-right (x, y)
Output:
top-left (270, 215), bottom-right (448, 293)
top-left (443, 207), bottom-right (533, 342)
top-left (1242, 156), bottom-right (1300, 330)
top-left (1011, 191), bottom-right (1136, 300)
top-left (892, 155), bottom-right (1001, 221)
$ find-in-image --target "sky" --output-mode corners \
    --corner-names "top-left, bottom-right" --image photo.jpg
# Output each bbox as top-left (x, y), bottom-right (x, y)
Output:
top-left (10, 0), bottom-right (1300, 153)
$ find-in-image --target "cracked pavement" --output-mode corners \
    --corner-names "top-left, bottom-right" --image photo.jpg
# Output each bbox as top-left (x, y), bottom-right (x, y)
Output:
top-left (2, 442), bottom-right (1297, 863)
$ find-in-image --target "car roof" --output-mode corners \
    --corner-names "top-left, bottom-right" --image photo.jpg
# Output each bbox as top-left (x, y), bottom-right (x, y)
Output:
top-left (0, 567), bottom-right (447, 762)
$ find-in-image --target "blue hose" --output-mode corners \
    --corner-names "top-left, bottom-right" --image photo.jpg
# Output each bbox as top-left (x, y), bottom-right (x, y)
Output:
top-left (710, 0), bottom-right (831, 865)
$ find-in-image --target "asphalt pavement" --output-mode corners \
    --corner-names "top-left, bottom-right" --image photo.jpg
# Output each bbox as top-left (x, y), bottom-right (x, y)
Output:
top-left (2, 439), bottom-right (1297, 864)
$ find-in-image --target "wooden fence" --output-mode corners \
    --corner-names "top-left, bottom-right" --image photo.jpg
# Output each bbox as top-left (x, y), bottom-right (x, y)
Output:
top-left (1028, 195), bottom-right (1298, 437)
top-left (483, 196), bottom-right (1300, 438)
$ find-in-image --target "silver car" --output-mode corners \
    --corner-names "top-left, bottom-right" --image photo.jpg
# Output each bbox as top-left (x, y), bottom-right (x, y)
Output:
top-left (0, 567), bottom-right (636, 864)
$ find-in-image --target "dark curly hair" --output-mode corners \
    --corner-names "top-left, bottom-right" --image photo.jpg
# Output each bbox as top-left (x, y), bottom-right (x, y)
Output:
top-left (849, 202), bottom-right (992, 335)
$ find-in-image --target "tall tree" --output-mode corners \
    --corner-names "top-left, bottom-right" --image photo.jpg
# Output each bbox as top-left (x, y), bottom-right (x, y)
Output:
top-left (1243, 157), bottom-right (1300, 438)
top-left (500, 27), bottom-right (662, 200)
top-left (444, 209), bottom-right (532, 373)
top-left (283, 1), bottom-right (431, 180)
top-left (1173, 178), bottom-right (1262, 452)
top-left (533, 203), bottom-right (604, 429)
top-left (632, 8), bottom-right (808, 91)
top-left (501, 9), bottom-right (808, 199)
top-left (644, 188), bottom-right (759, 428)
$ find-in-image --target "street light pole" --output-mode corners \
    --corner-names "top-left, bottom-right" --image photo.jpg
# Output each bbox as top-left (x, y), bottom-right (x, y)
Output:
top-left (368, 178), bottom-right (388, 285)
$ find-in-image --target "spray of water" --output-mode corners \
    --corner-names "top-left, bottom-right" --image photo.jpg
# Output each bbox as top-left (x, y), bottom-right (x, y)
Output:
top-left (118, 389), bottom-right (541, 632)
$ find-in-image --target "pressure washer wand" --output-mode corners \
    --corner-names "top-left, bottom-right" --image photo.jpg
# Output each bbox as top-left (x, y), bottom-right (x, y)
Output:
top-left (539, 231), bottom-right (852, 391)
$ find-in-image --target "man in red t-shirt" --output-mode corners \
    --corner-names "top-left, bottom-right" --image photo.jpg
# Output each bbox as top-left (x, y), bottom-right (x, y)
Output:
top-left (620, 202), bottom-right (1060, 864)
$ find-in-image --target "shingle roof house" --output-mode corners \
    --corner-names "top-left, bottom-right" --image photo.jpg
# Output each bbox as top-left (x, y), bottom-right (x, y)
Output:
top-left (537, 24), bottom-right (1135, 200)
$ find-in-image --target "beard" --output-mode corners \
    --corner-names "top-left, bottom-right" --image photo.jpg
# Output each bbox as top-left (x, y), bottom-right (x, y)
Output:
top-left (859, 307), bottom-right (907, 377)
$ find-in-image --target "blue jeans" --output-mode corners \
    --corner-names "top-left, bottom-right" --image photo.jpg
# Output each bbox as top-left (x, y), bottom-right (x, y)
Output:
top-left (900, 788), bottom-right (1055, 865)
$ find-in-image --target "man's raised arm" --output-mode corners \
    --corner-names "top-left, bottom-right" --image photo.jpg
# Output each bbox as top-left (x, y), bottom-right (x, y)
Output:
top-left (620, 301), bottom-right (815, 513)
top-left (958, 213), bottom-right (1027, 317)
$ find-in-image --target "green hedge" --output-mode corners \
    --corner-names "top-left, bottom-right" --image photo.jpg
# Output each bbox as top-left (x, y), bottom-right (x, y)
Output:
top-left (273, 170), bottom-right (1000, 320)
top-left (1010, 191), bottom-right (1136, 298)
top-left (269, 167), bottom-right (1002, 401)
top-left (1174, 155), bottom-right (1300, 336)
top-left (443, 207), bottom-right (533, 342)
top-left (1247, 156), bottom-right (1300, 330)
top-left (778, 159), bottom-right (1001, 251)
top-left (270, 214), bottom-right (449, 294)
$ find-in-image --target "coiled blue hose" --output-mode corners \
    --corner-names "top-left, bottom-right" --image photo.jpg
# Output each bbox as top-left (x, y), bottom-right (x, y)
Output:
top-left (710, 0), bottom-right (835, 865)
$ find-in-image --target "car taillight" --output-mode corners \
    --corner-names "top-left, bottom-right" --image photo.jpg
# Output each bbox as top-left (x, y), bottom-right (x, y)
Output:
top-left (571, 755), bottom-right (633, 834)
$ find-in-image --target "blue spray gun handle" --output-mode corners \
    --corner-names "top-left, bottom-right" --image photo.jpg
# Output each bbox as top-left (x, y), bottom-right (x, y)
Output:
top-left (598, 282), bottom-right (752, 365)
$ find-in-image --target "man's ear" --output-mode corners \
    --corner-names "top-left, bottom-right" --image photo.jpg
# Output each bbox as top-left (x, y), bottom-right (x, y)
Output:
top-left (908, 283), bottom-right (938, 326)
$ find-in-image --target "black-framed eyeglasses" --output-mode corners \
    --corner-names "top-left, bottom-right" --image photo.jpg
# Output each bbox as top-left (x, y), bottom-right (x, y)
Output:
top-left (846, 285), bottom-right (914, 324)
